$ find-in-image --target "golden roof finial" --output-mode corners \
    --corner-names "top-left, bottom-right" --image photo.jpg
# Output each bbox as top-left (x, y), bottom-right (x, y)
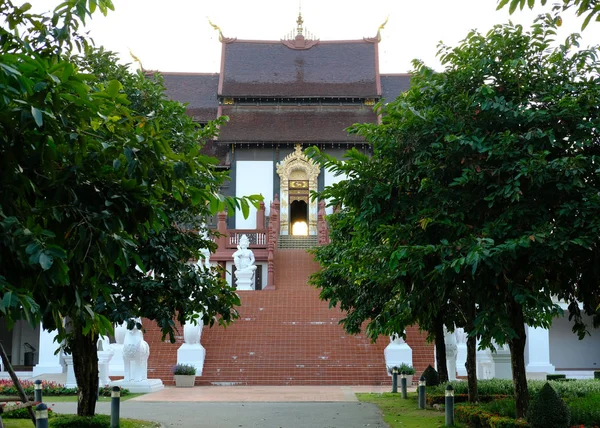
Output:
top-left (129, 49), bottom-right (144, 71)
top-left (376, 15), bottom-right (389, 42)
top-left (296, 13), bottom-right (304, 36)
top-left (207, 17), bottom-right (224, 42)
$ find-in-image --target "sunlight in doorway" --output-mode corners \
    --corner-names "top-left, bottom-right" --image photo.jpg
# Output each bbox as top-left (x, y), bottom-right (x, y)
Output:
top-left (292, 221), bottom-right (308, 236)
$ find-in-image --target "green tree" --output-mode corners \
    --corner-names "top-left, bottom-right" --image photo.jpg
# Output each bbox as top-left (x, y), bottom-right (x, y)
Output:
top-left (497, 0), bottom-right (600, 29)
top-left (0, 0), bottom-right (259, 416)
top-left (308, 18), bottom-right (600, 418)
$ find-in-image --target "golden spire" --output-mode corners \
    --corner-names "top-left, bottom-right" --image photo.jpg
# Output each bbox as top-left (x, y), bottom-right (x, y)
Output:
top-left (376, 15), bottom-right (389, 42)
top-left (207, 17), bottom-right (224, 42)
top-left (296, 12), bottom-right (304, 36)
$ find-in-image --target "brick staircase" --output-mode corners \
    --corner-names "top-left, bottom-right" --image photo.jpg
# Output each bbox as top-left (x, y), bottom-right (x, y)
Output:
top-left (145, 248), bottom-right (433, 385)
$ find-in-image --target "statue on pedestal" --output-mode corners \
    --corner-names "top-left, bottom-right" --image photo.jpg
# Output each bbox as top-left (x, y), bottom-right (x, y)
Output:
top-left (233, 234), bottom-right (257, 290)
top-left (122, 318), bottom-right (149, 382)
top-left (178, 312), bottom-right (206, 375)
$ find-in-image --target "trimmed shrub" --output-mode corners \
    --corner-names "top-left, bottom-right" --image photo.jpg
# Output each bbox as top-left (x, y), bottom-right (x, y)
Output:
top-left (594, 370), bottom-right (600, 380)
top-left (49, 414), bottom-right (111, 427)
top-left (427, 393), bottom-right (512, 406)
top-left (455, 404), bottom-right (528, 428)
top-left (565, 392), bottom-right (600, 427)
top-left (421, 365), bottom-right (440, 387)
top-left (546, 374), bottom-right (566, 381)
top-left (526, 382), bottom-right (570, 428)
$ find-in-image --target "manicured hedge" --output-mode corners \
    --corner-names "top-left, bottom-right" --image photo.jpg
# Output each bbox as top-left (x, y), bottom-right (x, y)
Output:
top-left (455, 404), bottom-right (528, 428)
top-left (428, 378), bottom-right (600, 399)
top-left (49, 414), bottom-right (112, 427)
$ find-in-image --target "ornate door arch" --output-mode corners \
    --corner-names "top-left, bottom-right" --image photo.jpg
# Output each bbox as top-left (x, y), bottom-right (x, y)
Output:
top-left (276, 144), bottom-right (320, 235)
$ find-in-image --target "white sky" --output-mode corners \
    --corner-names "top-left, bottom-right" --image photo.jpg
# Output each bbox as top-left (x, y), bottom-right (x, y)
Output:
top-left (28, 0), bottom-right (600, 73)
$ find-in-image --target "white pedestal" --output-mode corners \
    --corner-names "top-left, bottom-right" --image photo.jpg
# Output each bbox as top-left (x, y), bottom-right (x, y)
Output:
top-left (456, 343), bottom-right (467, 377)
top-left (98, 350), bottom-right (114, 386)
top-left (384, 342), bottom-right (413, 376)
top-left (491, 347), bottom-right (512, 379)
top-left (64, 355), bottom-right (77, 388)
top-left (526, 325), bottom-right (555, 379)
top-left (109, 343), bottom-right (125, 377)
top-left (111, 378), bottom-right (164, 393)
top-left (32, 326), bottom-right (64, 376)
top-left (235, 269), bottom-right (255, 290)
top-left (177, 344), bottom-right (206, 376)
top-left (476, 348), bottom-right (493, 380)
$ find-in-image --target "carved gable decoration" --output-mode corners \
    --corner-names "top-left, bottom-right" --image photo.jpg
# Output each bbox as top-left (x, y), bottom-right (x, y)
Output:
top-left (276, 144), bottom-right (320, 183)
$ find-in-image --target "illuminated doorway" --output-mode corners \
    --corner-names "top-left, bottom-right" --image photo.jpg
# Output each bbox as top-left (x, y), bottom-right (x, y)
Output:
top-left (276, 144), bottom-right (321, 235)
top-left (290, 200), bottom-right (308, 235)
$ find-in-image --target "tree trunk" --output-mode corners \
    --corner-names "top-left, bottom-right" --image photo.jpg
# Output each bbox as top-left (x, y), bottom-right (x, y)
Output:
top-left (71, 324), bottom-right (99, 417)
top-left (508, 300), bottom-right (529, 419)
top-left (0, 342), bottom-right (36, 425)
top-left (466, 332), bottom-right (478, 403)
top-left (434, 315), bottom-right (448, 383)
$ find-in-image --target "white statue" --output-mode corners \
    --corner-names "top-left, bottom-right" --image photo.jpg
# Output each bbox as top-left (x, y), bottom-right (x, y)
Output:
top-left (390, 332), bottom-right (406, 345)
top-left (232, 234), bottom-right (257, 290)
top-left (444, 326), bottom-right (458, 381)
top-left (233, 234), bottom-right (256, 271)
top-left (122, 318), bottom-right (150, 382)
top-left (183, 317), bottom-right (203, 345)
top-left (197, 248), bottom-right (211, 270)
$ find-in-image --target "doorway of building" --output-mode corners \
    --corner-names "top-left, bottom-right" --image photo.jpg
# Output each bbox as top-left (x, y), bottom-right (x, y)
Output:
top-left (290, 200), bottom-right (308, 235)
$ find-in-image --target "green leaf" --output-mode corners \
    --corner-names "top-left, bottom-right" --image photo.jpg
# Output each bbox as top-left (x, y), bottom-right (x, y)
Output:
top-left (31, 106), bottom-right (43, 127)
top-left (496, 0), bottom-right (510, 10)
top-left (106, 79), bottom-right (122, 98)
top-left (39, 252), bottom-right (53, 270)
top-left (240, 198), bottom-right (250, 219)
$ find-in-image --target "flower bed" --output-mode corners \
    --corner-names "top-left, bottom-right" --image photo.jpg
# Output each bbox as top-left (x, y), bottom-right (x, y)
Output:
top-left (0, 379), bottom-right (129, 397)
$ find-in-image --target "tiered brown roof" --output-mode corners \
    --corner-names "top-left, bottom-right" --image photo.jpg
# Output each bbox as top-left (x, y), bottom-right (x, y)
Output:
top-left (162, 73), bottom-right (219, 122)
top-left (218, 105), bottom-right (377, 143)
top-left (160, 35), bottom-right (412, 148)
top-left (219, 40), bottom-right (380, 98)
top-left (380, 74), bottom-right (411, 102)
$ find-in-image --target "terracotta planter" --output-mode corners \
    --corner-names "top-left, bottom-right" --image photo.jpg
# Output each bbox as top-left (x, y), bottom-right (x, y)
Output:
top-left (174, 374), bottom-right (196, 387)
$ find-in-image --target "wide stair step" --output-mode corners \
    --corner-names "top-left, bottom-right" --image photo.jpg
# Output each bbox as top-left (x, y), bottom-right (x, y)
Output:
top-left (145, 248), bottom-right (433, 386)
top-left (278, 235), bottom-right (318, 249)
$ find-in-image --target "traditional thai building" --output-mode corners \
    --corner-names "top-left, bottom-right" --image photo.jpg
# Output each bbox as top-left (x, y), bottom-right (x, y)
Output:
top-left (1, 14), bottom-right (598, 387)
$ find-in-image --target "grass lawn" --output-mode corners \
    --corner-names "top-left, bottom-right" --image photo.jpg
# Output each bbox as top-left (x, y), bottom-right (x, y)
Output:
top-left (357, 392), bottom-right (465, 428)
top-left (1, 418), bottom-right (160, 428)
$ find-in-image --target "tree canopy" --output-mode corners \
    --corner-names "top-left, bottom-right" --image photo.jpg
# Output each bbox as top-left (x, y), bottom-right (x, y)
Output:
top-left (0, 0), bottom-right (259, 416)
top-left (308, 17), bottom-right (600, 417)
top-left (497, 0), bottom-right (600, 29)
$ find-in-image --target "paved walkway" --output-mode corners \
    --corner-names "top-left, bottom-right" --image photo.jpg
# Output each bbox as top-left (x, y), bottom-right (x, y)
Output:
top-left (131, 385), bottom-right (394, 402)
top-left (47, 385), bottom-right (414, 427)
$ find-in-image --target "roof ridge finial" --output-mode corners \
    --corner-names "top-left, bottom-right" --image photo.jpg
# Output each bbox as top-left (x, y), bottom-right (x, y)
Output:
top-left (207, 17), bottom-right (224, 42)
top-left (296, 0), bottom-right (304, 37)
top-left (376, 15), bottom-right (389, 42)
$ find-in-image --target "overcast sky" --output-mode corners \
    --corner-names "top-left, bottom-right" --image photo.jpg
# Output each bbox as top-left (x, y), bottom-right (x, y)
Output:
top-left (29, 0), bottom-right (600, 73)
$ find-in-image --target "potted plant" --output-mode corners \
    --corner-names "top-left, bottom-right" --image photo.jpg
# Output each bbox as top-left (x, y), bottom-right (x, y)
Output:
top-left (398, 362), bottom-right (415, 385)
top-left (172, 363), bottom-right (197, 387)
